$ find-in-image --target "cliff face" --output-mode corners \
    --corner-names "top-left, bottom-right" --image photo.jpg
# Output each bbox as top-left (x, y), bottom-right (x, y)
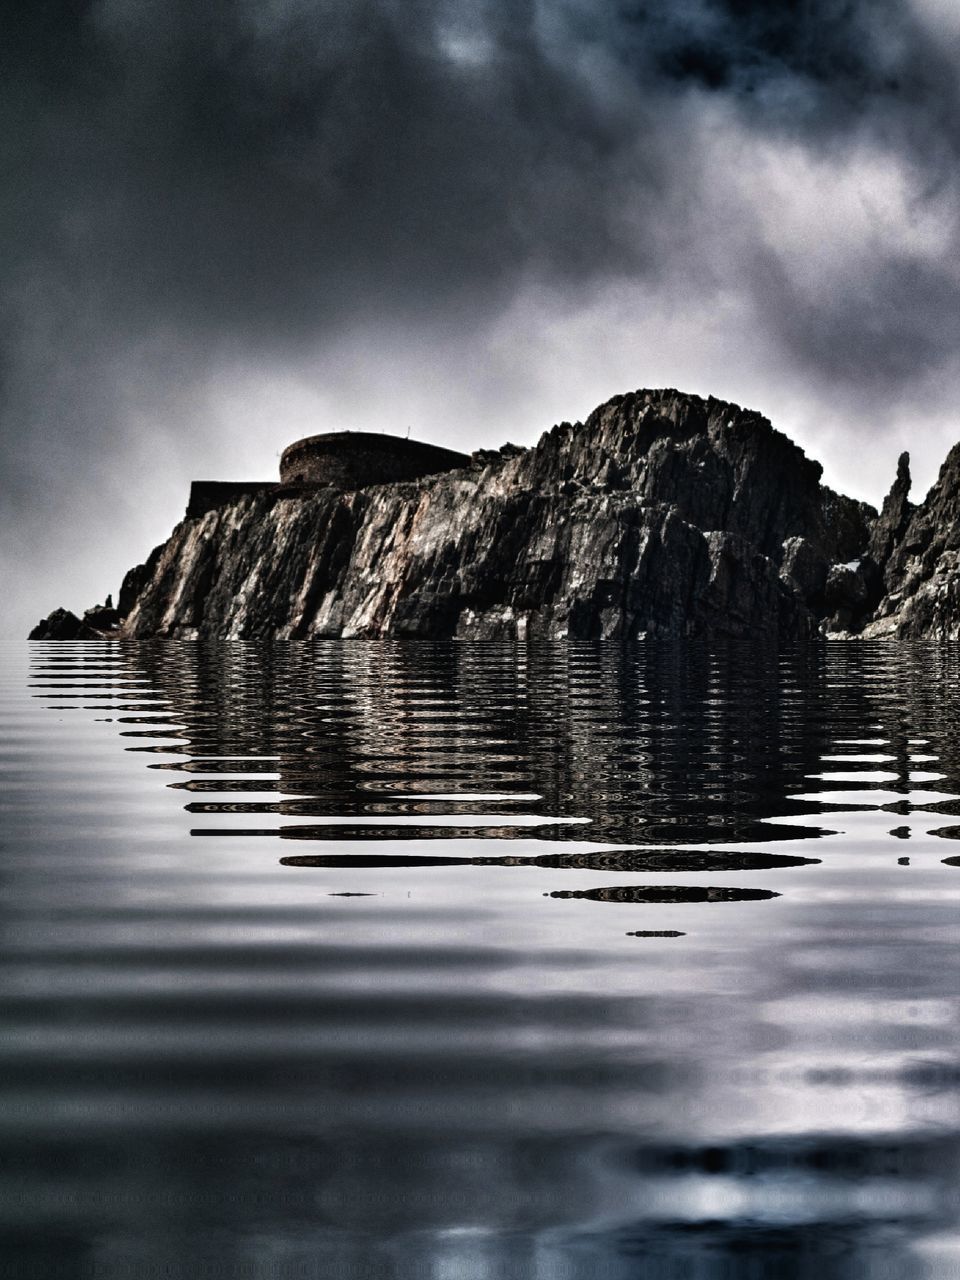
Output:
top-left (114, 390), bottom-right (871, 641)
top-left (30, 387), bottom-right (960, 641)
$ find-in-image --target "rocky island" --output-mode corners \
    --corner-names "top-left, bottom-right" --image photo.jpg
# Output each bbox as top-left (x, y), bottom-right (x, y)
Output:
top-left (29, 388), bottom-right (960, 641)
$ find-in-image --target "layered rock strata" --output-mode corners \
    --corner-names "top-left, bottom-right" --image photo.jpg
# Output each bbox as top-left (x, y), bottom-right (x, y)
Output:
top-left (28, 388), bottom-right (960, 640)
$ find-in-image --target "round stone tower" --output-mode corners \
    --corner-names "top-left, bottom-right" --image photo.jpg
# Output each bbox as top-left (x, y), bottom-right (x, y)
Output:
top-left (279, 432), bottom-right (469, 490)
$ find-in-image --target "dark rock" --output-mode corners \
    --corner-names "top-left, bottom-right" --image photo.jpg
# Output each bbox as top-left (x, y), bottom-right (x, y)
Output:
top-left (118, 543), bottom-right (165, 618)
top-left (869, 451), bottom-right (913, 577)
top-left (52, 385), bottom-right (960, 640)
top-left (825, 607), bottom-right (855, 634)
top-left (83, 606), bottom-right (119, 631)
top-left (32, 603), bottom-right (122, 640)
top-left (862, 441), bottom-right (960, 638)
top-left (780, 536), bottom-right (828, 606)
top-left (825, 559), bottom-right (872, 612)
top-left (469, 442), bottom-right (526, 471)
top-left (186, 482), bottom-right (275, 520)
top-left (29, 608), bottom-right (93, 640)
top-left (110, 389), bottom-right (871, 641)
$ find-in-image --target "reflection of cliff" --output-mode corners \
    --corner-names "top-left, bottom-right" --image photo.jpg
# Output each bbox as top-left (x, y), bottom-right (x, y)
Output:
top-left (37, 639), bottom-right (960, 852)
top-left (279, 849), bottom-right (817, 870)
top-left (31, 640), bottom-right (960, 864)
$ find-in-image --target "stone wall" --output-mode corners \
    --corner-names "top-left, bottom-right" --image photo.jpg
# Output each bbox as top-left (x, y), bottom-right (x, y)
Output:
top-left (279, 432), bottom-right (469, 489)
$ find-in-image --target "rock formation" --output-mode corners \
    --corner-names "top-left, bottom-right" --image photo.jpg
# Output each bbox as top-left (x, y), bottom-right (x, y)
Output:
top-left (29, 604), bottom-right (120, 640)
top-left (860, 442), bottom-right (960, 638)
top-left (26, 387), bottom-right (960, 640)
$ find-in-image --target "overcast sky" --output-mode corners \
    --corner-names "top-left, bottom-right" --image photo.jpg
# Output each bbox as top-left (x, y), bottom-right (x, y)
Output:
top-left (7, 0), bottom-right (960, 630)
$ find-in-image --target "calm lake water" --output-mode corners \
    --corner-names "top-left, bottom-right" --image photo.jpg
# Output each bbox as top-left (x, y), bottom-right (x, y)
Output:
top-left (4, 640), bottom-right (960, 1278)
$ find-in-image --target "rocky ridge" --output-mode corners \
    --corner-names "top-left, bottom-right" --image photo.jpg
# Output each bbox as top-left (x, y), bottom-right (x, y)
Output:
top-left (28, 388), bottom-right (960, 641)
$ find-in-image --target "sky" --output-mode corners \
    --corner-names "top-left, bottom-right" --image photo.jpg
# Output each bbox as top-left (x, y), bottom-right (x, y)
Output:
top-left (7, 0), bottom-right (960, 631)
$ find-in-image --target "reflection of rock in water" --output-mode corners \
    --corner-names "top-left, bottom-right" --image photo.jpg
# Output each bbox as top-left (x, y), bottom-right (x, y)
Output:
top-left (530, 849), bottom-right (814, 871)
top-left (279, 850), bottom-right (816, 871)
top-left (29, 640), bottom-right (960, 867)
top-left (546, 885), bottom-right (779, 903)
top-left (76, 640), bottom-right (868, 847)
top-left (28, 641), bottom-right (960, 875)
top-left (193, 823), bottom-right (565, 842)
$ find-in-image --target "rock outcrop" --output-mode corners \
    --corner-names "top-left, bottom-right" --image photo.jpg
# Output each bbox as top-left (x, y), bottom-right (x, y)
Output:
top-left (28, 604), bottom-right (119, 640)
top-left (28, 386), bottom-right (960, 641)
top-left (860, 443), bottom-right (960, 639)
top-left (29, 608), bottom-right (91, 641)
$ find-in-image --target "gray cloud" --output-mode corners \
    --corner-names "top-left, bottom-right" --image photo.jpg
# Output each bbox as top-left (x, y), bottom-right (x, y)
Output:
top-left (5, 0), bottom-right (960, 630)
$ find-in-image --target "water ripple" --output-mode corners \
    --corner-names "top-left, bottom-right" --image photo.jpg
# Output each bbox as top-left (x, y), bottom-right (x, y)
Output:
top-left (5, 639), bottom-right (960, 1277)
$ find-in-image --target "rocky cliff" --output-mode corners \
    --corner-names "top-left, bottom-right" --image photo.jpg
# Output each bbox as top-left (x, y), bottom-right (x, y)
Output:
top-left (28, 387), bottom-right (960, 641)
top-left (859, 443), bottom-right (960, 639)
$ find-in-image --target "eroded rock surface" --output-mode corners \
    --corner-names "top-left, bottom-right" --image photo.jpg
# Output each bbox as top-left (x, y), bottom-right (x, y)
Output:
top-left (38, 386), bottom-right (960, 641)
top-left (95, 390), bottom-right (875, 640)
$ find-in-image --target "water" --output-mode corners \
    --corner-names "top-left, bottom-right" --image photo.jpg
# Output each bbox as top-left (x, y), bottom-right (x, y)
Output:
top-left (3, 639), bottom-right (960, 1278)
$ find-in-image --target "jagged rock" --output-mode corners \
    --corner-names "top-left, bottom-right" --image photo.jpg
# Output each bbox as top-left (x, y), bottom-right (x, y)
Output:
top-left (103, 389), bottom-right (874, 641)
top-left (869, 451), bottom-right (913, 578)
top-left (862, 442), bottom-right (960, 638)
top-left (69, 386), bottom-right (960, 641)
top-left (29, 608), bottom-right (94, 640)
top-left (30, 603), bottom-right (124, 639)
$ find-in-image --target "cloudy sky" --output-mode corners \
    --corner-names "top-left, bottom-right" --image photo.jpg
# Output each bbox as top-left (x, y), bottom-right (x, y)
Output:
top-left (6, 0), bottom-right (960, 629)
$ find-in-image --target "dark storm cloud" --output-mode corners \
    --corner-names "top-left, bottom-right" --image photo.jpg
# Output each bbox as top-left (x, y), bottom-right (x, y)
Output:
top-left (6, 0), bottom-right (955, 362)
top-left (645, 0), bottom-right (899, 100)
top-left (4, 0), bottom-right (657, 347)
top-left (6, 0), bottom-right (960, 627)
